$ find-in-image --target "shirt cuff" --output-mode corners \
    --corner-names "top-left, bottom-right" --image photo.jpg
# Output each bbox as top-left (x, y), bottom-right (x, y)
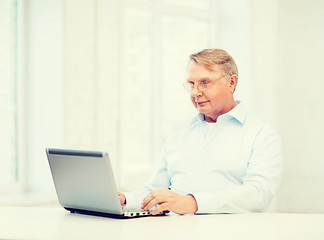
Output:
top-left (189, 192), bottom-right (219, 214)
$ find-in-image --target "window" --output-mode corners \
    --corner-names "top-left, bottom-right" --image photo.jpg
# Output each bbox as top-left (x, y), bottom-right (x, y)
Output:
top-left (120, 0), bottom-right (217, 189)
top-left (63, 0), bottom-right (221, 191)
top-left (0, 0), bottom-right (18, 191)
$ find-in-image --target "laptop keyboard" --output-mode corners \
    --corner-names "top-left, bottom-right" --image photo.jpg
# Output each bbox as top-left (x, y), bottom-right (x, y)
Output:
top-left (124, 210), bottom-right (151, 217)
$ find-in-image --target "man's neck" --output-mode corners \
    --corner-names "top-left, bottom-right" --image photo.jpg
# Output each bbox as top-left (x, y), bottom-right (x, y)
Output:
top-left (204, 101), bottom-right (237, 123)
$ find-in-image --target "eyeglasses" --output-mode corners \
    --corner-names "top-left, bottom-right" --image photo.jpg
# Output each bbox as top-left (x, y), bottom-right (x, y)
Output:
top-left (183, 75), bottom-right (225, 92)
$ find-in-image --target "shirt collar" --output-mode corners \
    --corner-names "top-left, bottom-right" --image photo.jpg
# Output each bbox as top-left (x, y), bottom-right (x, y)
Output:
top-left (192, 100), bottom-right (247, 125)
top-left (222, 100), bottom-right (247, 124)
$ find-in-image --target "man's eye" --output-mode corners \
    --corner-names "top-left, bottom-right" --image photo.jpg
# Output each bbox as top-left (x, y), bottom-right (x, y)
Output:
top-left (200, 81), bottom-right (209, 85)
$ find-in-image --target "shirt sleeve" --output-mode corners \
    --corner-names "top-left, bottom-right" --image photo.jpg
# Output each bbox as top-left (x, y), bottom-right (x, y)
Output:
top-left (123, 141), bottom-right (171, 210)
top-left (192, 125), bottom-right (283, 213)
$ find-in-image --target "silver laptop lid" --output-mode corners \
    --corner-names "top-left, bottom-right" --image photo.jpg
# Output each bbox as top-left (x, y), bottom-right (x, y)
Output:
top-left (46, 148), bottom-right (123, 215)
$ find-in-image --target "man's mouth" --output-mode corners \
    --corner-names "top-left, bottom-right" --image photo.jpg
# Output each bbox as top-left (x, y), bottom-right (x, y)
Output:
top-left (196, 100), bottom-right (209, 106)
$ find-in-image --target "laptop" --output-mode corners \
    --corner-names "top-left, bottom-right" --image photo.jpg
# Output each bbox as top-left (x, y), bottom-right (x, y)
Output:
top-left (46, 148), bottom-right (164, 219)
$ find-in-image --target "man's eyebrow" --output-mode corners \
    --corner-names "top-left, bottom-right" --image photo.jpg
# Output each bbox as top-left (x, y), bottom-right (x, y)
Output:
top-left (186, 78), bottom-right (212, 82)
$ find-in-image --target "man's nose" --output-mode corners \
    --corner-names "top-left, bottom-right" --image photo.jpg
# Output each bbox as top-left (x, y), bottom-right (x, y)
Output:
top-left (191, 85), bottom-right (202, 97)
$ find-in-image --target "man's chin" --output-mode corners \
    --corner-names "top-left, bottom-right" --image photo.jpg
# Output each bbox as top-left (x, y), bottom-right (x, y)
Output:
top-left (196, 106), bottom-right (209, 113)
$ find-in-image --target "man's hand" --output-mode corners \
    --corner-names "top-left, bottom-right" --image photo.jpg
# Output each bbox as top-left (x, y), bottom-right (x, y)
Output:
top-left (141, 188), bottom-right (198, 215)
top-left (118, 192), bottom-right (126, 207)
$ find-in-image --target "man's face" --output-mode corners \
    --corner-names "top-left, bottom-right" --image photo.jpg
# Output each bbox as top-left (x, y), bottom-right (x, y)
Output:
top-left (187, 60), bottom-right (237, 122)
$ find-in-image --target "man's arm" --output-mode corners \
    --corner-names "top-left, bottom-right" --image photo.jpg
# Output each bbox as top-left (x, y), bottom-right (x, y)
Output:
top-left (193, 126), bottom-right (283, 213)
top-left (141, 125), bottom-right (282, 214)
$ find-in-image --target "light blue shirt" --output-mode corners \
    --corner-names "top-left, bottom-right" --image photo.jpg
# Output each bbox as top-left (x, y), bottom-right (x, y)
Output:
top-left (124, 101), bottom-right (283, 213)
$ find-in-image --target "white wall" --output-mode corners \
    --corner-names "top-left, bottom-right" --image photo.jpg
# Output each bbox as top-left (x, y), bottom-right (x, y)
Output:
top-left (275, 0), bottom-right (324, 213)
top-left (63, 0), bottom-right (122, 182)
top-left (24, 0), bottom-right (64, 194)
top-left (21, 0), bottom-right (324, 213)
top-left (218, 0), bottom-right (252, 108)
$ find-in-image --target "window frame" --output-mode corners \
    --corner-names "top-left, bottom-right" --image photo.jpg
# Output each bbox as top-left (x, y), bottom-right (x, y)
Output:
top-left (0, 0), bottom-right (25, 196)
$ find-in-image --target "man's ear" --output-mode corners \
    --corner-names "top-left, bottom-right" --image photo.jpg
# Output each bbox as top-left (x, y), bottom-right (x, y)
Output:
top-left (229, 75), bottom-right (238, 93)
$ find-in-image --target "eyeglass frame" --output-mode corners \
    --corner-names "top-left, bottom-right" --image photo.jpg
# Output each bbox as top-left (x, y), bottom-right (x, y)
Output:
top-left (183, 75), bottom-right (226, 92)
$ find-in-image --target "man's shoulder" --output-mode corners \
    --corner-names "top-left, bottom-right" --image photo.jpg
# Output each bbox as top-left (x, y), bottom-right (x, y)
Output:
top-left (244, 113), bottom-right (280, 138)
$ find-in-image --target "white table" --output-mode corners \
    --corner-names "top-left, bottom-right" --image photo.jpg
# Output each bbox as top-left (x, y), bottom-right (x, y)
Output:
top-left (1, 206), bottom-right (324, 240)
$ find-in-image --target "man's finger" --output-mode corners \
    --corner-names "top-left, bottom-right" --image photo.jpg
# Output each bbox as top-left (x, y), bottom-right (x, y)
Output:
top-left (144, 196), bottom-right (165, 211)
top-left (141, 189), bottom-right (170, 210)
top-left (141, 193), bottom-right (154, 209)
top-left (151, 203), bottom-right (169, 215)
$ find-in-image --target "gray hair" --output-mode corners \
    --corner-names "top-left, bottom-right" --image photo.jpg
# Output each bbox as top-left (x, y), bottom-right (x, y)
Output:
top-left (190, 49), bottom-right (238, 76)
